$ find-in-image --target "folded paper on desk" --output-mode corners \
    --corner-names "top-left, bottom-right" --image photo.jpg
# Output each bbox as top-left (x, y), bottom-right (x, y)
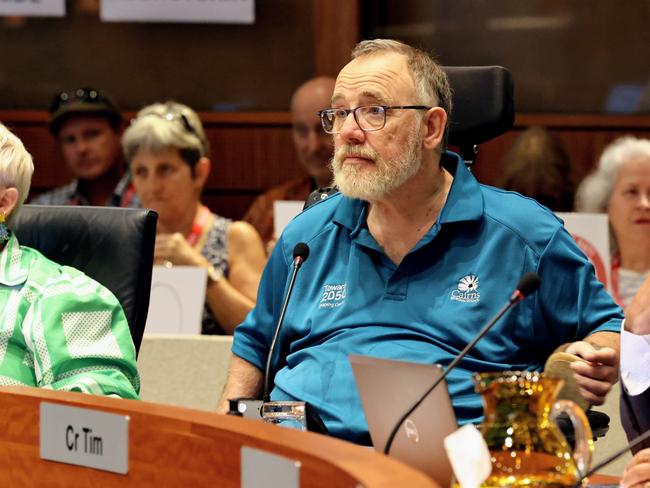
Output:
top-left (145, 266), bottom-right (207, 334)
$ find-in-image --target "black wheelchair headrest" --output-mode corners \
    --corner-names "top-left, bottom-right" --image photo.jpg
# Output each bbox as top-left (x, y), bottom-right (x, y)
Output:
top-left (444, 66), bottom-right (515, 147)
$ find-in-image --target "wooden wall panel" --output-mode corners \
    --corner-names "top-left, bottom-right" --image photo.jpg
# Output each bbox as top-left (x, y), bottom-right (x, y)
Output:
top-left (313, 0), bottom-right (361, 76)
top-left (3, 111), bottom-right (650, 221)
top-left (472, 115), bottom-right (650, 189)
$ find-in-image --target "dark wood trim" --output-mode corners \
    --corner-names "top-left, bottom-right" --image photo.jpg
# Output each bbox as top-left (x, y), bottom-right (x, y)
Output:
top-left (313, 0), bottom-right (361, 76)
top-left (516, 114), bottom-right (650, 130)
top-left (0, 110), bottom-right (292, 127)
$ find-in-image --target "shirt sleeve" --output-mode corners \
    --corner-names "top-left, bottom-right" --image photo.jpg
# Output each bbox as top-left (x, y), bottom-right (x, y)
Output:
top-left (242, 193), bottom-right (275, 245)
top-left (534, 226), bottom-right (623, 345)
top-left (29, 270), bottom-right (140, 399)
top-left (232, 234), bottom-right (291, 371)
top-left (621, 320), bottom-right (650, 395)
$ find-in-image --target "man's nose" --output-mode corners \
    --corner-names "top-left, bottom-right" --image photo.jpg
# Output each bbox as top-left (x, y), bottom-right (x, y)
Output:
top-left (338, 112), bottom-right (364, 144)
top-left (73, 139), bottom-right (90, 154)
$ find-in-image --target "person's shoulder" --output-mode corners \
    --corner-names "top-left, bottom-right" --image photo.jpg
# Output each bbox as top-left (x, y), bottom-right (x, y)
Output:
top-left (274, 190), bottom-right (342, 244)
top-left (22, 246), bottom-right (118, 304)
top-left (258, 176), bottom-right (313, 202)
top-left (227, 220), bottom-right (264, 246)
top-left (29, 182), bottom-right (76, 205)
top-left (479, 184), bottom-right (565, 250)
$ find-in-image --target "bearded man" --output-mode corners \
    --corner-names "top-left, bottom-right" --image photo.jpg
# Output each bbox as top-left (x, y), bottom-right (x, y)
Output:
top-left (219, 39), bottom-right (622, 444)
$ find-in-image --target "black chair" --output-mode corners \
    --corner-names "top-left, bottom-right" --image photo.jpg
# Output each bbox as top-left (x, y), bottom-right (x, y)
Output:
top-left (444, 65), bottom-right (515, 166)
top-left (12, 205), bottom-right (157, 355)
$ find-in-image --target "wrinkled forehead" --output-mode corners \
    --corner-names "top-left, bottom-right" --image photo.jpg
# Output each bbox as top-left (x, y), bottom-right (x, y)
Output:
top-left (332, 52), bottom-right (415, 106)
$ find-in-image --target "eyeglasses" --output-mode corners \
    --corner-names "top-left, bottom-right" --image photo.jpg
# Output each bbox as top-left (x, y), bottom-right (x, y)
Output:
top-left (150, 111), bottom-right (198, 137)
top-left (134, 110), bottom-right (208, 157)
top-left (318, 105), bottom-right (431, 134)
top-left (49, 87), bottom-right (110, 113)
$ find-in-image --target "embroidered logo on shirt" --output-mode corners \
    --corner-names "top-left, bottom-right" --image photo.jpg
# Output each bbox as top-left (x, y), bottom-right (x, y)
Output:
top-left (450, 275), bottom-right (481, 303)
top-left (319, 283), bottom-right (347, 309)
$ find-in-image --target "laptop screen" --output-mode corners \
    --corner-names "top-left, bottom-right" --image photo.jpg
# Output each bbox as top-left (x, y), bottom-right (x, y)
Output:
top-left (350, 354), bottom-right (458, 486)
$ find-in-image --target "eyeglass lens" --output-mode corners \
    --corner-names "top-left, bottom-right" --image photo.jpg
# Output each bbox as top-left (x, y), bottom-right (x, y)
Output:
top-left (321, 106), bottom-right (386, 134)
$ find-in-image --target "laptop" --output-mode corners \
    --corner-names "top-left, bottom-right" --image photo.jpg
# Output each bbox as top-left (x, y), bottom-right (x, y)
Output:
top-left (349, 354), bottom-right (458, 486)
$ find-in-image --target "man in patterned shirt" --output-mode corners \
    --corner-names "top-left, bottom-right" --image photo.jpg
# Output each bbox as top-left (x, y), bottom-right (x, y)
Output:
top-left (30, 87), bottom-right (138, 208)
top-left (1, 122), bottom-right (139, 398)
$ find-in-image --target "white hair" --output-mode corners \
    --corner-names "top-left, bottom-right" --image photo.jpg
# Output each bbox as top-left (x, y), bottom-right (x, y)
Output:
top-left (0, 122), bottom-right (34, 223)
top-left (576, 136), bottom-right (650, 212)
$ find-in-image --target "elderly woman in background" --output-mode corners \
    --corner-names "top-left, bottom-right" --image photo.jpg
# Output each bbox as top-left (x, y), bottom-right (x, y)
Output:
top-left (123, 102), bottom-right (266, 335)
top-left (0, 122), bottom-right (139, 397)
top-left (576, 136), bottom-right (650, 308)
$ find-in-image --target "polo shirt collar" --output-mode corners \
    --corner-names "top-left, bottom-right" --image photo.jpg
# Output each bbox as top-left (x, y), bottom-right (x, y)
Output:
top-left (0, 233), bottom-right (29, 286)
top-left (332, 150), bottom-right (483, 232)
top-left (437, 151), bottom-right (484, 224)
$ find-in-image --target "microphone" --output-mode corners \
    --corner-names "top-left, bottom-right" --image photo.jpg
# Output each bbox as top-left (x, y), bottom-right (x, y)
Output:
top-left (383, 272), bottom-right (541, 454)
top-left (571, 429), bottom-right (650, 488)
top-left (262, 242), bottom-right (310, 402)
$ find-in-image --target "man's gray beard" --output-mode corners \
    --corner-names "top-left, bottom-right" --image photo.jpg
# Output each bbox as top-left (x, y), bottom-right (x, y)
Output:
top-left (331, 130), bottom-right (423, 202)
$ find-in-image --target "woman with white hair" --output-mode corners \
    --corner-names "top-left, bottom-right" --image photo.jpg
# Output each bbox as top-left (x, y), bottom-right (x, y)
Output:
top-left (0, 122), bottom-right (139, 397)
top-left (123, 102), bottom-right (266, 335)
top-left (576, 136), bottom-right (650, 308)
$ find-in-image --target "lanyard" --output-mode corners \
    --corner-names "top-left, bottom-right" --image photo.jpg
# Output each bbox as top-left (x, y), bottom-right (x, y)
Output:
top-left (186, 204), bottom-right (212, 247)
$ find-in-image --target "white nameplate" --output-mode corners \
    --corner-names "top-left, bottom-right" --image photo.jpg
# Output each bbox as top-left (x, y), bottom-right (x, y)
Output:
top-left (40, 402), bottom-right (129, 474)
top-left (241, 446), bottom-right (300, 488)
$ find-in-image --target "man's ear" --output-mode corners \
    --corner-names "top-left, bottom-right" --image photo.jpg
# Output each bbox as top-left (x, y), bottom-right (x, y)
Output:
top-left (193, 157), bottom-right (211, 189)
top-left (0, 187), bottom-right (19, 219)
top-left (421, 107), bottom-right (447, 151)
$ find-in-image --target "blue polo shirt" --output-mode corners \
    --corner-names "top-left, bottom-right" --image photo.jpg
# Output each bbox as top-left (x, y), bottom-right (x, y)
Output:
top-left (233, 152), bottom-right (623, 445)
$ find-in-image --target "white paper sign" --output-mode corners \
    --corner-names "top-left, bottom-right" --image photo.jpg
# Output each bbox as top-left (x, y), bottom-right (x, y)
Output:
top-left (145, 266), bottom-right (207, 335)
top-left (101, 0), bottom-right (254, 24)
top-left (0, 0), bottom-right (65, 16)
top-left (40, 402), bottom-right (129, 474)
top-left (274, 200), bottom-right (304, 239)
top-left (556, 212), bottom-right (611, 291)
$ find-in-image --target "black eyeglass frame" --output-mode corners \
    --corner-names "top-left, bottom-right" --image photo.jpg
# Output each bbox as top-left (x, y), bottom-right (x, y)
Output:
top-left (317, 105), bottom-right (432, 134)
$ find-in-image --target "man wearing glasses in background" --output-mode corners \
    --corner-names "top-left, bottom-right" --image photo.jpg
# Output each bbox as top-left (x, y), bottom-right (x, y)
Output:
top-left (219, 39), bottom-right (622, 443)
top-left (31, 87), bottom-right (138, 207)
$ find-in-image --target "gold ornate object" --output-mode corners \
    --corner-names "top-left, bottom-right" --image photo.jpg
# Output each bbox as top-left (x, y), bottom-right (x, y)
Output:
top-left (474, 371), bottom-right (593, 488)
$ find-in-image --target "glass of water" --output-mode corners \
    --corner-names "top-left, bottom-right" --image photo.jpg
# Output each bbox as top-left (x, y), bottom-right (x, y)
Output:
top-left (261, 401), bottom-right (307, 431)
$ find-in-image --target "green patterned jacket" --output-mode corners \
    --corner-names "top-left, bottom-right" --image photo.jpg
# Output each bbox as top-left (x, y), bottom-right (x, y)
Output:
top-left (0, 233), bottom-right (139, 398)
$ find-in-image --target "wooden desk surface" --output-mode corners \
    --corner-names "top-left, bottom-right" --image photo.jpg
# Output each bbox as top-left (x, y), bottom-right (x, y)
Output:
top-left (0, 386), bottom-right (438, 487)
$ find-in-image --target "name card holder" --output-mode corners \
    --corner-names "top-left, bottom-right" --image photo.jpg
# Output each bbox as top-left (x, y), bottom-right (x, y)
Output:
top-left (40, 402), bottom-right (129, 474)
top-left (241, 446), bottom-right (300, 488)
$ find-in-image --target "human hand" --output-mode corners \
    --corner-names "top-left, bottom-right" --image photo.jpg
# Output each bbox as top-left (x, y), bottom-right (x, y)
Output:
top-left (154, 233), bottom-right (207, 267)
top-left (622, 448), bottom-right (650, 488)
top-left (564, 341), bottom-right (618, 405)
